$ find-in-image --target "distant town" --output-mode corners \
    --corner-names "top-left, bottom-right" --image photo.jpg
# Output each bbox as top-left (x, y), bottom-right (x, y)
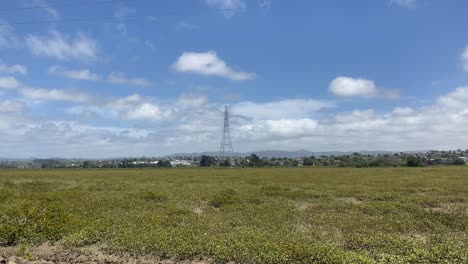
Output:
top-left (1, 149), bottom-right (468, 169)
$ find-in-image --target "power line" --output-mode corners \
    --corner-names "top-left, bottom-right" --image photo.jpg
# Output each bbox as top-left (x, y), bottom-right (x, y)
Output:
top-left (9, 8), bottom-right (245, 26)
top-left (0, 0), bottom-right (134, 13)
top-left (11, 15), bottom-right (141, 25)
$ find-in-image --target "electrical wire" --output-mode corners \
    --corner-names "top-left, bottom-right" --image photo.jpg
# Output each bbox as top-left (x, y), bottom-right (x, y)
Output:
top-left (0, 0), bottom-right (135, 13)
top-left (9, 8), bottom-right (245, 25)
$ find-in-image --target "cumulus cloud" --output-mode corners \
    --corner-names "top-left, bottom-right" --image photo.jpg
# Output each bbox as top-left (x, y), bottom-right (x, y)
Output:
top-left (173, 51), bottom-right (254, 81)
top-left (176, 21), bottom-right (201, 31)
top-left (0, 76), bottom-right (95, 103)
top-left (19, 87), bottom-right (91, 103)
top-left (21, 0), bottom-right (60, 19)
top-left (238, 119), bottom-right (318, 139)
top-left (107, 72), bottom-right (152, 87)
top-left (233, 99), bottom-right (334, 120)
top-left (389, 0), bottom-right (416, 8)
top-left (48, 67), bottom-right (150, 85)
top-left (113, 5), bottom-right (136, 36)
top-left (205, 0), bottom-right (246, 17)
top-left (392, 107), bottom-right (414, 115)
top-left (0, 21), bottom-right (19, 48)
top-left (0, 100), bottom-right (27, 130)
top-left (7, 84), bottom-right (468, 157)
top-left (0, 76), bottom-right (21, 89)
top-left (329, 76), bottom-right (400, 99)
top-left (436, 86), bottom-right (468, 109)
top-left (25, 31), bottom-right (98, 60)
top-left (49, 66), bottom-right (100, 81)
top-left (176, 94), bottom-right (208, 109)
top-left (0, 63), bottom-right (27, 75)
top-left (257, 0), bottom-right (271, 9)
top-left (329, 77), bottom-right (377, 97)
top-left (177, 86), bottom-right (468, 152)
top-left (106, 94), bottom-right (172, 121)
top-left (462, 46), bottom-right (468, 72)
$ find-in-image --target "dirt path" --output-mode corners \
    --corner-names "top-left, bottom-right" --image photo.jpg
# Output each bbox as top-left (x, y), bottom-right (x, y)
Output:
top-left (0, 245), bottom-right (213, 264)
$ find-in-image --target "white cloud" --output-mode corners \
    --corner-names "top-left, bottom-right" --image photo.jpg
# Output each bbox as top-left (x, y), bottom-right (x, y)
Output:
top-left (25, 31), bottom-right (98, 60)
top-left (22, 0), bottom-right (60, 19)
top-left (257, 0), bottom-right (271, 9)
top-left (436, 86), bottom-right (468, 109)
top-left (107, 72), bottom-right (152, 87)
top-left (329, 76), bottom-right (400, 99)
top-left (173, 51), bottom-right (254, 81)
top-left (113, 6), bottom-right (136, 36)
top-left (329, 77), bottom-right (377, 97)
top-left (335, 109), bottom-right (378, 123)
top-left (176, 94), bottom-right (207, 108)
top-left (176, 21), bottom-right (201, 31)
top-left (0, 63), bottom-right (27, 75)
top-left (106, 94), bottom-right (172, 121)
top-left (114, 5), bottom-right (137, 18)
top-left (234, 99), bottom-right (333, 120)
top-left (0, 100), bottom-right (24, 113)
top-left (49, 66), bottom-right (100, 81)
top-left (389, 0), bottom-right (416, 8)
top-left (7, 83), bottom-right (468, 157)
top-left (0, 76), bottom-right (21, 89)
top-left (261, 119), bottom-right (318, 137)
top-left (124, 103), bottom-right (166, 121)
top-left (0, 21), bottom-right (18, 48)
top-left (0, 100), bottom-right (27, 130)
top-left (19, 87), bottom-right (91, 103)
top-left (205, 0), bottom-right (246, 17)
top-left (462, 46), bottom-right (468, 72)
top-left (392, 107), bottom-right (414, 115)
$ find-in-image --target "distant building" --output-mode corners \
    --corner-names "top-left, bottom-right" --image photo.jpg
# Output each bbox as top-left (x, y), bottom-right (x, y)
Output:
top-left (170, 160), bottom-right (192, 166)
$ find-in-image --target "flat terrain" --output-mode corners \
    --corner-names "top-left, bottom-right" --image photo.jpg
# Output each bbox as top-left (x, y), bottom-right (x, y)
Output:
top-left (0, 167), bottom-right (467, 263)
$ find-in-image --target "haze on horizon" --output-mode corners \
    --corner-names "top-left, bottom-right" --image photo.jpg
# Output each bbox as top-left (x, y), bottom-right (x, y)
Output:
top-left (1, 0), bottom-right (468, 158)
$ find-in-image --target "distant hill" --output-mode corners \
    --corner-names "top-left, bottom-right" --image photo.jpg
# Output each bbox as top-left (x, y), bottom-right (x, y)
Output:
top-left (166, 150), bottom-right (396, 158)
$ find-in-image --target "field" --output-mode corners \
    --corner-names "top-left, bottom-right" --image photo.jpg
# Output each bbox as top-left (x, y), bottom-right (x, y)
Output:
top-left (0, 167), bottom-right (467, 263)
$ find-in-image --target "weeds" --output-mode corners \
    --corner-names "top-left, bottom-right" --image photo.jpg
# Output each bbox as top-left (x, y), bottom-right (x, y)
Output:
top-left (0, 167), bottom-right (467, 263)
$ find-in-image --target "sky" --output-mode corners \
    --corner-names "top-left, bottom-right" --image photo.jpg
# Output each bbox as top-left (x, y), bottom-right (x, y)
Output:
top-left (1, 0), bottom-right (468, 158)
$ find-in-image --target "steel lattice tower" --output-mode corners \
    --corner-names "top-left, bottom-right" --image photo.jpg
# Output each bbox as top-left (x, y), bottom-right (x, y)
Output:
top-left (220, 105), bottom-right (233, 157)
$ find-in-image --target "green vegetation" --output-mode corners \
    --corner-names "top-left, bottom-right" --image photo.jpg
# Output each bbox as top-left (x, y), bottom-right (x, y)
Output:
top-left (0, 167), bottom-right (467, 263)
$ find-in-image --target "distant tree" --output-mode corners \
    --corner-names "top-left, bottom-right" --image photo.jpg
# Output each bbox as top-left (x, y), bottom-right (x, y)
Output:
top-left (406, 155), bottom-right (423, 167)
top-left (247, 154), bottom-right (263, 167)
top-left (157, 160), bottom-right (172, 167)
top-left (303, 156), bottom-right (315, 166)
top-left (220, 159), bottom-right (231, 167)
top-left (119, 159), bottom-right (129, 168)
top-left (452, 158), bottom-right (466, 166)
top-left (199, 155), bottom-right (216, 167)
top-left (82, 161), bottom-right (93, 168)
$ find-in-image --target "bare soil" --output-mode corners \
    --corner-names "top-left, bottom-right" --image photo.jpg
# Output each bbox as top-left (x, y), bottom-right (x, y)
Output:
top-left (0, 245), bottom-right (214, 264)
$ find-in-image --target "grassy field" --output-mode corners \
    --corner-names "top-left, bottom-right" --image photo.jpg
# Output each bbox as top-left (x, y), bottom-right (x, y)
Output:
top-left (0, 167), bottom-right (467, 263)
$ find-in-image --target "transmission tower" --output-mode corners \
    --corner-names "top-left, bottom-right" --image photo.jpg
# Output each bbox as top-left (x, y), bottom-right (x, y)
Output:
top-left (220, 105), bottom-right (234, 158)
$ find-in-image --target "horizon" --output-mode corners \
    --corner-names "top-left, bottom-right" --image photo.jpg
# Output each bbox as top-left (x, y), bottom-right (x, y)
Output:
top-left (1, 148), bottom-right (465, 160)
top-left (1, 0), bottom-right (468, 158)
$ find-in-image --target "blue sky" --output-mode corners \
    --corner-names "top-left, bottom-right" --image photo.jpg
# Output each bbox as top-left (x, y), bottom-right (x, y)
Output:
top-left (1, 0), bottom-right (468, 158)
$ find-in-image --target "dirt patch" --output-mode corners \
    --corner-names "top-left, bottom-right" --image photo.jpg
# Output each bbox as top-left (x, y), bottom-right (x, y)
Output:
top-left (297, 202), bottom-right (312, 210)
top-left (335, 197), bottom-right (362, 205)
top-left (405, 234), bottom-right (428, 244)
top-left (193, 207), bottom-right (204, 215)
top-left (192, 201), bottom-right (209, 215)
top-left (295, 223), bottom-right (312, 233)
top-left (0, 244), bottom-right (217, 264)
top-left (425, 202), bottom-right (468, 214)
top-left (296, 201), bottom-right (322, 211)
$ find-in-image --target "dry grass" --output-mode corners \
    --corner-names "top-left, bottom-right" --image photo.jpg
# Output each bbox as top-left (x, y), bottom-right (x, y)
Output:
top-left (1, 167), bottom-right (467, 263)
